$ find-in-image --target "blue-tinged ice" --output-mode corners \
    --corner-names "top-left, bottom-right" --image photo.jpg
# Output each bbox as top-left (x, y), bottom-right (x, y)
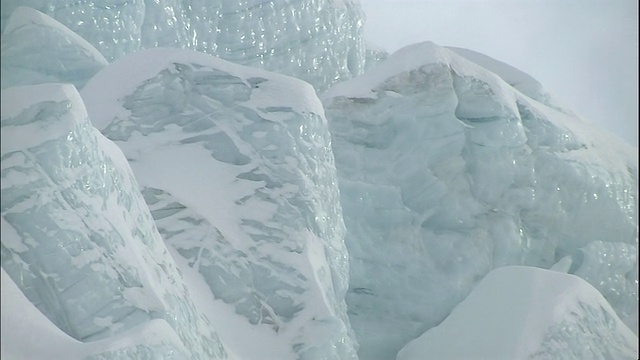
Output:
top-left (0, 83), bottom-right (228, 359)
top-left (0, 0), bottom-right (366, 90)
top-left (81, 47), bottom-right (358, 359)
top-left (322, 41), bottom-right (638, 360)
top-left (0, 7), bottom-right (108, 90)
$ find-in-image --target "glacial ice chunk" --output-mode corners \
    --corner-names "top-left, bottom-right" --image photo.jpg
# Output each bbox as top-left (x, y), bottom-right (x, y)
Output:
top-left (396, 266), bottom-right (639, 360)
top-left (1, 0), bottom-right (367, 90)
top-left (446, 46), bottom-right (572, 113)
top-left (1, 267), bottom-right (86, 359)
top-left (1, 7), bottom-right (108, 90)
top-left (322, 41), bottom-right (638, 360)
top-left (364, 41), bottom-right (389, 72)
top-left (81, 47), bottom-right (357, 359)
top-left (1, 83), bottom-right (228, 359)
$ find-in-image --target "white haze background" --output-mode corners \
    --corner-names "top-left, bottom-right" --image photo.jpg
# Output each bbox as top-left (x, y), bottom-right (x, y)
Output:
top-left (361, 0), bottom-right (639, 147)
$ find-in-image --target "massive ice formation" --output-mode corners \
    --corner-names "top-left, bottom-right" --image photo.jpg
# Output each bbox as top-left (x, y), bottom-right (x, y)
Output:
top-left (0, 0), bottom-right (366, 90)
top-left (396, 266), bottom-right (639, 360)
top-left (80, 47), bottom-right (357, 359)
top-left (0, 7), bottom-right (108, 90)
top-left (1, 2), bottom-right (638, 360)
top-left (322, 41), bottom-right (638, 360)
top-left (0, 84), bottom-right (228, 359)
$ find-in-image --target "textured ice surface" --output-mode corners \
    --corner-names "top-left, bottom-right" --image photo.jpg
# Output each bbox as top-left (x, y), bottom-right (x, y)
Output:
top-left (322, 41), bottom-right (638, 360)
top-left (0, 0), bottom-right (366, 90)
top-left (1, 267), bottom-right (86, 359)
top-left (0, 7), bottom-right (108, 90)
top-left (396, 266), bottom-right (638, 360)
top-left (364, 41), bottom-right (389, 72)
top-left (446, 46), bottom-right (571, 113)
top-left (81, 47), bottom-right (357, 359)
top-left (2, 2), bottom-right (638, 359)
top-left (1, 268), bottom-right (195, 359)
top-left (0, 84), bottom-right (228, 359)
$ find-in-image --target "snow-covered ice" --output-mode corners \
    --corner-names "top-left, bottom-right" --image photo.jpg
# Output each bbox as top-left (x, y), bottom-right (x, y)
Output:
top-left (0, 7), bottom-right (108, 90)
top-left (1, 83), bottom-right (228, 359)
top-left (323, 41), bottom-right (638, 360)
top-left (1, 0), bottom-right (367, 91)
top-left (81, 47), bottom-right (357, 359)
top-left (396, 266), bottom-right (639, 360)
top-left (1, 2), bottom-right (638, 360)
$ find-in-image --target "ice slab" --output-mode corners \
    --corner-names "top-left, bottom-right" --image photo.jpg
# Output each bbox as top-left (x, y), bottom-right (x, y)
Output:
top-left (446, 46), bottom-right (571, 113)
top-left (1, 83), bottom-right (228, 359)
top-left (1, 1), bottom-right (367, 90)
top-left (1, 7), bottom-right (108, 90)
top-left (322, 41), bottom-right (638, 360)
top-left (397, 266), bottom-right (639, 360)
top-left (81, 47), bottom-right (357, 359)
top-left (1, 267), bottom-right (86, 359)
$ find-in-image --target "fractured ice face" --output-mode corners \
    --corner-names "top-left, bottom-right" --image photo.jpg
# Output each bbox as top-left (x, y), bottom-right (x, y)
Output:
top-left (446, 46), bottom-right (572, 114)
top-left (364, 41), bottom-right (389, 72)
top-left (81, 47), bottom-right (357, 359)
top-left (1, 0), bottom-right (367, 90)
top-left (322, 41), bottom-right (638, 360)
top-left (0, 7), bottom-right (108, 90)
top-left (0, 83), bottom-right (228, 359)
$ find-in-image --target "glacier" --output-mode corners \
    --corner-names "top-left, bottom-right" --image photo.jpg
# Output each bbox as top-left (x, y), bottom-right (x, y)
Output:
top-left (0, 0), bottom-right (366, 91)
top-left (0, 6), bottom-right (108, 90)
top-left (322, 41), bottom-right (638, 360)
top-left (1, 83), bottom-right (228, 359)
top-left (1, 2), bottom-right (638, 360)
top-left (80, 46), bottom-right (358, 359)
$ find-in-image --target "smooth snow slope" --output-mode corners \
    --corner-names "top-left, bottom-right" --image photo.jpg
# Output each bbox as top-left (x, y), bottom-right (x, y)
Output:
top-left (81, 47), bottom-right (358, 359)
top-left (323, 41), bottom-right (638, 360)
top-left (397, 266), bottom-right (638, 360)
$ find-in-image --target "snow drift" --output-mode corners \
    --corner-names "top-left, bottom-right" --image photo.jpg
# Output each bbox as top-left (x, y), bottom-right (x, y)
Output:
top-left (397, 266), bottom-right (638, 360)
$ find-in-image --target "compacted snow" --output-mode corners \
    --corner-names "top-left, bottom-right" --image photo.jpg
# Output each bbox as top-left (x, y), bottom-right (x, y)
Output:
top-left (397, 266), bottom-right (638, 360)
top-left (1, 3), bottom-right (638, 360)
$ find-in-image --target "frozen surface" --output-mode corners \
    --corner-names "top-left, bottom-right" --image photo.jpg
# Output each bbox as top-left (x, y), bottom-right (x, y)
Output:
top-left (1, 267), bottom-right (86, 359)
top-left (364, 41), bottom-right (389, 72)
top-left (446, 46), bottom-right (570, 113)
top-left (1, 267), bottom-right (202, 360)
top-left (322, 41), bottom-right (638, 360)
top-left (1, 3), bottom-right (638, 359)
top-left (0, 0), bottom-right (366, 90)
top-left (1, 7), bottom-right (108, 90)
top-left (0, 83), bottom-right (228, 359)
top-left (81, 47), bottom-right (357, 359)
top-left (396, 266), bottom-right (638, 360)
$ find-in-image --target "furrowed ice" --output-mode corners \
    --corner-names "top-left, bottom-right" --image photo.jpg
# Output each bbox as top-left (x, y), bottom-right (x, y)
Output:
top-left (1, 2), bottom-right (637, 360)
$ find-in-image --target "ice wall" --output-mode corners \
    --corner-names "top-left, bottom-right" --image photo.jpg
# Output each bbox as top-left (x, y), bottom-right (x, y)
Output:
top-left (0, 83), bottom-right (228, 359)
top-left (81, 47), bottom-right (358, 359)
top-left (322, 41), bottom-right (638, 360)
top-left (0, 0), bottom-right (366, 90)
top-left (0, 7), bottom-right (108, 90)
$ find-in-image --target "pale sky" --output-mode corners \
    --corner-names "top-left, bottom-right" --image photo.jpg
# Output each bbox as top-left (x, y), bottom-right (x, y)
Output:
top-left (360, 0), bottom-right (639, 147)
